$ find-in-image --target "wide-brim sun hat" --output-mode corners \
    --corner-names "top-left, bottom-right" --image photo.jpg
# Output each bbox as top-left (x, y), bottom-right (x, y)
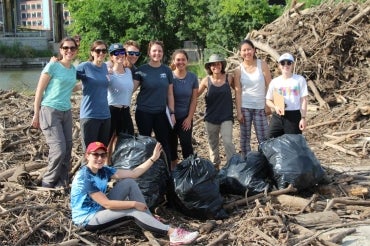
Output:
top-left (278, 53), bottom-right (294, 63)
top-left (205, 54), bottom-right (227, 69)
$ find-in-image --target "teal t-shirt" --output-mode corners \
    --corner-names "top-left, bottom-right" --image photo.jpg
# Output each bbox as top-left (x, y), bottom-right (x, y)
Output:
top-left (41, 62), bottom-right (77, 111)
top-left (134, 64), bottom-right (173, 113)
top-left (70, 165), bottom-right (116, 226)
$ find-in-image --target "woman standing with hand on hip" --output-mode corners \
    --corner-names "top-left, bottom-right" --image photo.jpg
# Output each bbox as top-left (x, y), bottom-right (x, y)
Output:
top-left (133, 40), bottom-right (175, 167)
top-left (169, 49), bottom-right (198, 170)
top-left (266, 53), bottom-right (308, 138)
top-left (32, 37), bottom-right (78, 188)
top-left (77, 40), bottom-right (111, 150)
top-left (234, 39), bottom-right (272, 157)
top-left (198, 54), bottom-right (236, 169)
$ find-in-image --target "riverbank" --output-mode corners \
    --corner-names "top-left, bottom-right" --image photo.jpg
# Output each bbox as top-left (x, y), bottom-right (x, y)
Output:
top-left (0, 57), bottom-right (49, 68)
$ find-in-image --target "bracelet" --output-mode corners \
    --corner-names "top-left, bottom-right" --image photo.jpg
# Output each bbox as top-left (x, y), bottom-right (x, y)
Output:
top-left (149, 158), bottom-right (155, 163)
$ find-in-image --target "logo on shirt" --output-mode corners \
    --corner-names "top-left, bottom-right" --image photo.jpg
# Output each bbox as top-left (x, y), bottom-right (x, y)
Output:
top-left (160, 73), bottom-right (167, 79)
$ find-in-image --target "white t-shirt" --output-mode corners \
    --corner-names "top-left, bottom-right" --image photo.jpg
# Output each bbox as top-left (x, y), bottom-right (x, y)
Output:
top-left (240, 59), bottom-right (266, 109)
top-left (266, 74), bottom-right (308, 111)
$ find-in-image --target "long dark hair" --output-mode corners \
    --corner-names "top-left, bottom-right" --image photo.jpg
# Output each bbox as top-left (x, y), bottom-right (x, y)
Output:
top-left (239, 39), bottom-right (257, 59)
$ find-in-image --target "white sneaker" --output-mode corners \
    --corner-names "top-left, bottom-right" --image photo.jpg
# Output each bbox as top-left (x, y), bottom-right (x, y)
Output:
top-left (169, 228), bottom-right (199, 245)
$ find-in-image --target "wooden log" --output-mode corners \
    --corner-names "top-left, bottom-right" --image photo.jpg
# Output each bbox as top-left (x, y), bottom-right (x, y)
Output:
top-left (325, 198), bottom-right (370, 211)
top-left (275, 194), bottom-right (314, 212)
top-left (295, 211), bottom-right (341, 228)
top-left (0, 162), bottom-right (46, 181)
top-left (199, 220), bottom-right (216, 234)
top-left (224, 184), bottom-right (297, 210)
top-left (323, 142), bottom-right (359, 157)
top-left (347, 5), bottom-right (370, 25)
top-left (0, 190), bottom-right (25, 202)
top-left (319, 228), bottom-right (356, 244)
top-left (307, 80), bottom-right (330, 110)
top-left (142, 230), bottom-right (160, 246)
top-left (343, 185), bottom-right (369, 197)
top-left (306, 120), bottom-right (339, 130)
top-left (206, 231), bottom-right (229, 246)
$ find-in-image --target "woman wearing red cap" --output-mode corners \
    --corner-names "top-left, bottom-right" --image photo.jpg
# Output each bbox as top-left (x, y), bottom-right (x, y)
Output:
top-left (70, 141), bottom-right (199, 245)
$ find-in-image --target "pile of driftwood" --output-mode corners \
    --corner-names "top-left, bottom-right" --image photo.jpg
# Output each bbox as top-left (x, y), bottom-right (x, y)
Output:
top-left (0, 1), bottom-right (369, 245)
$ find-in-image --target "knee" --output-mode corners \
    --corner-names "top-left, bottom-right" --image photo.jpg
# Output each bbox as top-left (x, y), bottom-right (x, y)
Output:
top-left (116, 178), bottom-right (138, 188)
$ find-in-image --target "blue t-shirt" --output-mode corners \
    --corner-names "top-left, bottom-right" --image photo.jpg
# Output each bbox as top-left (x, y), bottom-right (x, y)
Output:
top-left (41, 62), bottom-right (77, 111)
top-left (107, 68), bottom-right (134, 107)
top-left (77, 61), bottom-right (110, 119)
top-left (70, 165), bottom-right (116, 226)
top-left (173, 72), bottom-right (199, 119)
top-left (134, 64), bottom-right (173, 113)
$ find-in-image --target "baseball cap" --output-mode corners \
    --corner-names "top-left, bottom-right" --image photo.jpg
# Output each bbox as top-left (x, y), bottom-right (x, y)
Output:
top-left (278, 53), bottom-right (294, 63)
top-left (109, 43), bottom-right (125, 54)
top-left (86, 142), bottom-right (107, 153)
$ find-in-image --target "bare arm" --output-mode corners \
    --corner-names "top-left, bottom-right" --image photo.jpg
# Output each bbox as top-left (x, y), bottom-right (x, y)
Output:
top-left (133, 79), bottom-right (140, 92)
top-left (261, 60), bottom-right (272, 90)
top-left (90, 191), bottom-right (148, 211)
top-left (183, 88), bottom-right (198, 131)
top-left (299, 96), bottom-right (308, 130)
top-left (32, 73), bottom-right (51, 128)
top-left (111, 142), bottom-right (162, 179)
top-left (233, 68), bottom-right (243, 123)
top-left (197, 77), bottom-right (208, 97)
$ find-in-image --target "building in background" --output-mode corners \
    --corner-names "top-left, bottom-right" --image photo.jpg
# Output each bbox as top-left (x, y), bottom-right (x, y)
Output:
top-left (0, 0), bottom-right (71, 41)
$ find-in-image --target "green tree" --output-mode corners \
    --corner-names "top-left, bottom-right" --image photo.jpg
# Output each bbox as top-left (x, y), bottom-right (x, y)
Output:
top-left (205, 0), bottom-right (282, 57)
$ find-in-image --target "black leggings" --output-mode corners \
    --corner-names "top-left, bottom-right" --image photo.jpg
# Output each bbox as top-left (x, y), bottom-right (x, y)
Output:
top-left (268, 110), bottom-right (302, 138)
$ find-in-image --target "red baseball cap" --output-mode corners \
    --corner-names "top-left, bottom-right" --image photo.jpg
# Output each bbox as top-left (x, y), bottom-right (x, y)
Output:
top-left (86, 142), bottom-right (107, 153)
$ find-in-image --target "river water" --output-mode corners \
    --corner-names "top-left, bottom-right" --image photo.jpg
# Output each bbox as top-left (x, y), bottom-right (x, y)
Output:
top-left (0, 68), bottom-right (41, 92)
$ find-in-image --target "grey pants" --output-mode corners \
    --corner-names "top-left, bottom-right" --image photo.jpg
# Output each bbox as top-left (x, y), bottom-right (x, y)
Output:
top-left (85, 179), bottom-right (170, 234)
top-left (39, 106), bottom-right (72, 188)
top-left (205, 120), bottom-right (236, 166)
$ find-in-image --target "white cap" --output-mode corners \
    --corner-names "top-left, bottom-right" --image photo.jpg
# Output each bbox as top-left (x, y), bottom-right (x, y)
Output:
top-left (278, 53), bottom-right (294, 63)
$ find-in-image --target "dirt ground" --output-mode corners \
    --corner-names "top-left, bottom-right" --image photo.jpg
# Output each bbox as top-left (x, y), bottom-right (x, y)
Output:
top-left (1, 1), bottom-right (369, 245)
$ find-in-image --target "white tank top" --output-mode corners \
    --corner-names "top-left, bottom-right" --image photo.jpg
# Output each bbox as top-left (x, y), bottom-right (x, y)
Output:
top-left (240, 59), bottom-right (266, 109)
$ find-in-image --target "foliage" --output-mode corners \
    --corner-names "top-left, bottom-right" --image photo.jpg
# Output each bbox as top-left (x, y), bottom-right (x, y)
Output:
top-left (0, 42), bottom-right (52, 58)
top-left (188, 63), bottom-right (207, 79)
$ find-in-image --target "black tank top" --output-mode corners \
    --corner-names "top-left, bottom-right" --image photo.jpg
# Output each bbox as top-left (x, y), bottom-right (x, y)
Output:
top-left (204, 76), bottom-right (233, 124)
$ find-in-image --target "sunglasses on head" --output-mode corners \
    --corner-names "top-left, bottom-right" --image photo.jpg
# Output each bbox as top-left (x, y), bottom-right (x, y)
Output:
top-left (279, 60), bottom-right (293, 66)
top-left (94, 48), bottom-right (107, 54)
top-left (111, 50), bottom-right (126, 56)
top-left (127, 51), bottom-right (141, 56)
top-left (89, 152), bottom-right (107, 158)
top-left (61, 46), bottom-right (77, 52)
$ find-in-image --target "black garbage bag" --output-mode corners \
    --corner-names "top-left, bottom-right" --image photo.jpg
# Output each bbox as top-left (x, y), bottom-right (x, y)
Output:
top-left (218, 153), bottom-right (271, 196)
top-left (259, 134), bottom-right (325, 190)
top-left (172, 154), bottom-right (228, 220)
top-left (112, 134), bottom-right (170, 209)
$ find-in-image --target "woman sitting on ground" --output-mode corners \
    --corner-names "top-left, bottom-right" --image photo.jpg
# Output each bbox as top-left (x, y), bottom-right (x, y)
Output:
top-left (70, 141), bottom-right (199, 245)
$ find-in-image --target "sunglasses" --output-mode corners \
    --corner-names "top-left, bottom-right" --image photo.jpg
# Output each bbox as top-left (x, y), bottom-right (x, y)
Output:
top-left (111, 50), bottom-right (126, 56)
top-left (61, 46), bottom-right (77, 52)
top-left (89, 152), bottom-right (107, 158)
top-left (127, 51), bottom-right (141, 56)
top-left (279, 60), bottom-right (293, 66)
top-left (94, 48), bottom-right (107, 54)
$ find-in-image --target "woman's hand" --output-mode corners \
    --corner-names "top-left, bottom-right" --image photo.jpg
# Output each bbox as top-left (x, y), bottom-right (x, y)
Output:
top-left (134, 201), bottom-right (148, 211)
top-left (299, 118), bottom-right (307, 130)
top-left (151, 142), bottom-right (162, 161)
top-left (31, 113), bottom-right (40, 128)
top-left (182, 117), bottom-right (192, 131)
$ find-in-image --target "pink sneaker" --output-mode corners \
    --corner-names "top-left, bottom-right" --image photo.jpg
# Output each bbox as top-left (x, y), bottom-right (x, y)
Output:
top-left (170, 228), bottom-right (199, 245)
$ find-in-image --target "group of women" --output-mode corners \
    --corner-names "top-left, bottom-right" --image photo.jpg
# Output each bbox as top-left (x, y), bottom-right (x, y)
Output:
top-left (32, 36), bottom-right (308, 243)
